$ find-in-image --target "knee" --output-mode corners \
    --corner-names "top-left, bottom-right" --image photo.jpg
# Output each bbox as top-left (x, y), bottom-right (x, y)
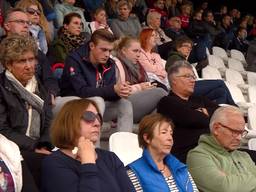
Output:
top-left (118, 98), bottom-right (133, 115)
top-left (88, 96), bottom-right (105, 116)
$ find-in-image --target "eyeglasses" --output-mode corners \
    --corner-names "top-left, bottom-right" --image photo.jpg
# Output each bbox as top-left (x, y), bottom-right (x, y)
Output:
top-left (27, 7), bottom-right (41, 16)
top-left (8, 19), bottom-right (32, 26)
top-left (176, 74), bottom-right (196, 80)
top-left (81, 111), bottom-right (103, 125)
top-left (15, 57), bottom-right (37, 66)
top-left (219, 123), bottom-right (248, 138)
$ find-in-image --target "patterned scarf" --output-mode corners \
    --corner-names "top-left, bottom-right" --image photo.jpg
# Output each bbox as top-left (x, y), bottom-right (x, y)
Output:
top-left (59, 28), bottom-right (86, 52)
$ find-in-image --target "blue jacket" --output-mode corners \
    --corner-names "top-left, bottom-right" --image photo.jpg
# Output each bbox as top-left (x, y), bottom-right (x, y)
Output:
top-left (128, 149), bottom-right (194, 192)
top-left (60, 43), bottom-right (119, 101)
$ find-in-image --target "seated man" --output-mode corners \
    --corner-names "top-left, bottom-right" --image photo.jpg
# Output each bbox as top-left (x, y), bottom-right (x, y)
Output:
top-left (60, 29), bottom-right (133, 132)
top-left (157, 60), bottom-right (219, 162)
top-left (187, 106), bottom-right (256, 192)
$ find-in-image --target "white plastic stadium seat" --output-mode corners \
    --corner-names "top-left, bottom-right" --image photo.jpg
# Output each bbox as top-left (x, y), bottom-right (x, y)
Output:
top-left (248, 86), bottom-right (256, 103)
top-left (225, 69), bottom-right (249, 93)
top-left (248, 138), bottom-right (256, 151)
top-left (248, 106), bottom-right (256, 130)
top-left (230, 49), bottom-right (246, 64)
top-left (247, 72), bottom-right (256, 86)
top-left (212, 46), bottom-right (229, 63)
top-left (109, 132), bottom-right (142, 166)
top-left (207, 55), bottom-right (227, 76)
top-left (202, 66), bottom-right (222, 80)
top-left (227, 58), bottom-right (245, 72)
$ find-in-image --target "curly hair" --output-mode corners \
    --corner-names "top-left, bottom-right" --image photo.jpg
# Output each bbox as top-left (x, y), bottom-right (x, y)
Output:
top-left (0, 34), bottom-right (38, 68)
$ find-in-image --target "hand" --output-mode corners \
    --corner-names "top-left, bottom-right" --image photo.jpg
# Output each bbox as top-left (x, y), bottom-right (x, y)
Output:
top-left (35, 148), bottom-right (52, 155)
top-left (196, 107), bottom-right (209, 116)
top-left (77, 137), bottom-right (96, 164)
top-left (140, 82), bottom-right (156, 90)
top-left (51, 94), bottom-right (56, 107)
top-left (114, 81), bottom-right (132, 98)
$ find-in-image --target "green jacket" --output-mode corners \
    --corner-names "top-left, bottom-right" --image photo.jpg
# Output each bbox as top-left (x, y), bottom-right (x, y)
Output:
top-left (165, 51), bottom-right (186, 71)
top-left (187, 134), bottom-right (256, 192)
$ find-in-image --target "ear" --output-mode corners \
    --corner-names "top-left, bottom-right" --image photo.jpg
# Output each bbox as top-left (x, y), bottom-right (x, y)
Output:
top-left (63, 24), bottom-right (68, 30)
top-left (120, 47), bottom-right (126, 55)
top-left (4, 22), bottom-right (10, 32)
top-left (143, 133), bottom-right (151, 145)
top-left (212, 122), bottom-right (220, 136)
top-left (89, 42), bottom-right (95, 50)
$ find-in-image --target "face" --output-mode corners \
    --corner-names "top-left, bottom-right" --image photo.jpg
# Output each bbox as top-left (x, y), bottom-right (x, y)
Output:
top-left (194, 12), bottom-right (202, 21)
top-left (177, 42), bottom-right (192, 58)
top-left (65, 0), bottom-right (75, 5)
top-left (80, 104), bottom-right (101, 144)
top-left (64, 16), bottom-right (82, 35)
top-left (121, 41), bottom-right (141, 64)
top-left (118, 5), bottom-right (130, 19)
top-left (154, 0), bottom-right (165, 10)
top-left (150, 15), bottom-right (161, 29)
top-left (222, 16), bottom-right (231, 26)
top-left (206, 12), bottom-right (214, 22)
top-left (95, 10), bottom-right (107, 24)
top-left (213, 114), bottom-right (246, 151)
top-left (146, 122), bottom-right (173, 156)
top-left (171, 67), bottom-right (196, 97)
top-left (4, 11), bottom-right (30, 35)
top-left (238, 29), bottom-right (247, 40)
top-left (148, 31), bottom-right (157, 47)
top-left (26, 5), bottom-right (40, 25)
top-left (169, 17), bottom-right (181, 29)
top-left (7, 51), bottom-right (37, 86)
top-left (89, 39), bottom-right (114, 65)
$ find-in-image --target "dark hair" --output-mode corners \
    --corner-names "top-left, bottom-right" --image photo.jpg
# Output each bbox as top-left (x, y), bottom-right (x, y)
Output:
top-left (63, 12), bottom-right (81, 25)
top-left (90, 29), bottom-right (116, 45)
top-left (51, 99), bottom-right (101, 149)
top-left (138, 113), bottom-right (174, 148)
top-left (4, 8), bottom-right (27, 22)
top-left (174, 35), bottom-right (193, 49)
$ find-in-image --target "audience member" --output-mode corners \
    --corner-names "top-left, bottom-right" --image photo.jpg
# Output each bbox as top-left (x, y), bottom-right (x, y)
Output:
top-left (139, 28), bottom-right (169, 89)
top-left (165, 0), bottom-right (180, 18)
top-left (127, 113), bottom-right (198, 191)
top-left (157, 60), bottom-right (219, 162)
top-left (110, 0), bottom-right (141, 39)
top-left (89, 7), bottom-right (112, 34)
top-left (48, 12), bottom-right (88, 76)
top-left (166, 36), bottom-right (236, 106)
top-left (229, 27), bottom-right (249, 53)
top-left (41, 99), bottom-right (135, 192)
top-left (165, 16), bottom-right (185, 40)
top-left (0, 34), bottom-right (53, 153)
top-left (178, 3), bottom-right (192, 30)
top-left (60, 29), bottom-right (134, 132)
top-left (114, 36), bottom-right (167, 123)
top-left (187, 106), bottom-right (256, 192)
top-left (246, 38), bottom-right (256, 72)
top-left (15, 0), bottom-right (52, 54)
top-left (54, 0), bottom-right (90, 33)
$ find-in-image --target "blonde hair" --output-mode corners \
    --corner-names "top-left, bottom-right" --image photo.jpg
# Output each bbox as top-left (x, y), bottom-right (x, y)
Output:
top-left (15, 0), bottom-right (52, 43)
top-left (0, 34), bottom-right (38, 68)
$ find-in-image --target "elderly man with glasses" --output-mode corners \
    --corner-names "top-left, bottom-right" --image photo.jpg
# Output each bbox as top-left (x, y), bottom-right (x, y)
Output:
top-left (157, 60), bottom-right (219, 163)
top-left (187, 106), bottom-right (256, 192)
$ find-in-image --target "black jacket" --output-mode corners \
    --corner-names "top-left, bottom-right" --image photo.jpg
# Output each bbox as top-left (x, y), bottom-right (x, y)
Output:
top-left (0, 71), bottom-right (53, 151)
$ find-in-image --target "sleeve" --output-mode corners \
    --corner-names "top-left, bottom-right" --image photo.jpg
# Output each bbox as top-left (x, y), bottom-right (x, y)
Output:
top-left (54, 4), bottom-right (64, 29)
top-left (187, 150), bottom-right (256, 192)
top-left (157, 96), bottom-right (210, 129)
top-left (0, 92), bottom-right (37, 151)
top-left (110, 20), bottom-right (124, 39)
top-left (41, 156), bottom-right (101, 192)
top-left (63, 56), bottom-right (119, 100)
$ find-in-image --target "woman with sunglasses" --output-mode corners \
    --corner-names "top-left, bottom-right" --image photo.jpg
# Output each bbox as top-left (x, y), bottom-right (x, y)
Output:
top-left (41, 98), bottom-right (135, 192)
top-left (15, 0), bottom-right (52, 54)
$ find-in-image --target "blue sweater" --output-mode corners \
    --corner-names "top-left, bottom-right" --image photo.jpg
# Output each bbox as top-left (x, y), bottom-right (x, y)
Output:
top-left (41, 149), bottom-right (135, 192)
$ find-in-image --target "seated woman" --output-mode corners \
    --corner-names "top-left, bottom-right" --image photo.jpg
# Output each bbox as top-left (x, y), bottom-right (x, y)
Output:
top-left (113, 36), bottom-right (167, 123)
top-left (127, 113), bottom-right (198, 191)
top-left (89, 7), bottom-right (113, 34)
top-left (0, 34), bottom-right (53, 154)
top-left (139, 28), bottom-right (169, 90)
top-left (41, 99), bottom-right (135, 192)
top-left (16, 0), bottom-right (52, 54)
top-left (48, 12), bottom-right (89, 78)
top-left (110, 0), bottom-right (141, 39)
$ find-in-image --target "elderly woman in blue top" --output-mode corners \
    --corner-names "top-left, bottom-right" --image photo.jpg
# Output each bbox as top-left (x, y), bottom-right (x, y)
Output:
top-left (127, 113), bottom-right (198, 192)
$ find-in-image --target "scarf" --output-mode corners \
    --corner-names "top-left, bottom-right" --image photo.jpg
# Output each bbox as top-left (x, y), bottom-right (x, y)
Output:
top-left (117, 54), bottom-right (148, 84)
top-left (59, 28), bottom-right (86, 52)
top-left (5, 70), bottom-right (44, 139)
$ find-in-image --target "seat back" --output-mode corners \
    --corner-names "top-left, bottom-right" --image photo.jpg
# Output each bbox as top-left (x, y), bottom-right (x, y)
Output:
top-left (202, 66), bottom-right (222, 80)
top-left (225, 69), bottom-right (245, 86)
top-left (247, 72), bottom-right (256, 86)
top-left (109, 132), bottom-right (142, 166)
top-left (225, 82), bottom-right (246, 103)
top-left (212, 46), bottom-right (228, 61)
top-left (248, 86), bottom-right (256, 103)
top-left (248, 106), bottom-right (256, 130)
top-left (227, 58), bottom-right (245, 72)
top-left (230, 49), bottom-right (246, 63)
top-left (208, 55), bottom-right (226, 69)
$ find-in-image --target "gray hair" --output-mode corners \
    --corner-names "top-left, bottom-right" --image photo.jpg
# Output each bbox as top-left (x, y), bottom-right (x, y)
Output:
top-left (209, 106), bottom-right (244, 132)
top-left (167, 60), bottom-right (193, 81)
top-left (4, 8), bottom-right (27, 23)
top-left (147, 11), bottom-right (161, 26)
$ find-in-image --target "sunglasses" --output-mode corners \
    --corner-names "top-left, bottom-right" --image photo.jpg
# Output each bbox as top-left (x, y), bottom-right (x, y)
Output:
top-left (81, 111), bottom-right (102, 125)
top-left (27, 7), bottom-right (41, 15)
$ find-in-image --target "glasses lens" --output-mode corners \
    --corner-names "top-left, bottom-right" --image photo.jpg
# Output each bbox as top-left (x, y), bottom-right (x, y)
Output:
top-left (82, 111), bottom-right (102, 125)
top-left (27, 8), bottom-right (40, 15)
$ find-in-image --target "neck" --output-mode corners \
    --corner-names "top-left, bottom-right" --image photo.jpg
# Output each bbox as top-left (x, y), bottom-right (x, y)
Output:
top-left (172, 90), bottom-right (190, 100)
top-left (89, 52), bottom-right (97, 65)
top-left (147, 147), bottom-right (165, 169)
top-left (144, 46), bottom-right (152, 52)
top-left (60, 148), bottom-right (77, 159)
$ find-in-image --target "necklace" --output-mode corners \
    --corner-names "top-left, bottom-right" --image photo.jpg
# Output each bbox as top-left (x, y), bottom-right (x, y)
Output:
top-left (159, 164), bottom-right (166, 173)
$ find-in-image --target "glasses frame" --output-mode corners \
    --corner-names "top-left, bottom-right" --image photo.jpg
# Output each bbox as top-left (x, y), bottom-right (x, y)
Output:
top-left (26, 7), bottom-right (41, 16)
top-left (219, 122), bottom-right (248, 138)
top-left (8, 19), bottom-right (32, 26)
top-left (175, 74), bottom-right (197, 80)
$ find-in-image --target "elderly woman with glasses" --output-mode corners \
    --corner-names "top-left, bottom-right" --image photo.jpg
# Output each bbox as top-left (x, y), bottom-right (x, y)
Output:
top-left (127, 113), bottom-right (198, 192)
top-left (0, 34), bottom-right (53, 155)
top-left (15, 0), bottom-right (52, 54)
top-left (41, 98), bottom-right (135, 192)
